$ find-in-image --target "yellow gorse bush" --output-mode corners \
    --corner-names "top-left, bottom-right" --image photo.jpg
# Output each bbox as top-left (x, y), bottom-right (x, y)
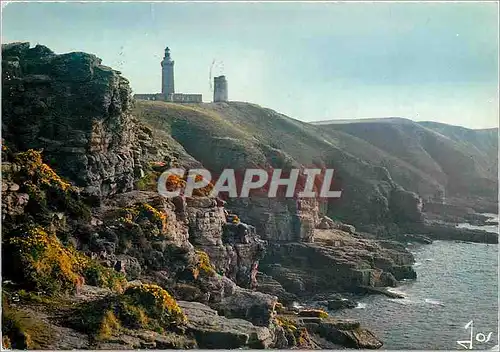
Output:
top-left (6, 149), bottom-right (91, 220)
top-left (118, 203), bottom-right (168, 234)
top-left (7, 226), bottom-right (126, 295)
top-left (14, 150), bottom-right (72, 192)
top-left (98, 310), bottom-right (121, 340)
top-left (124, 284), bottom-right (186, 326)
top-left (192, 250), bottom-right (215, 279)
top-left (165, 174), bottom-right (186, 191)
top-left (275, 316), bottom-right (312, 348)
top-left (7, 226), bottom-right (82, 294)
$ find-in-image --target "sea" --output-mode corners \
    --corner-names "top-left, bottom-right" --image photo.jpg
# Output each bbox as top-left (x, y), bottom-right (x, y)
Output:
top-left (332, 213), bottom-right (499, 350)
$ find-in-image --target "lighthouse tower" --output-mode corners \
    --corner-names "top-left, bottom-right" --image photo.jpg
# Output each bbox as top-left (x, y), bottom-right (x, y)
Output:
top-left (161, 46), bottom-right (175, 100)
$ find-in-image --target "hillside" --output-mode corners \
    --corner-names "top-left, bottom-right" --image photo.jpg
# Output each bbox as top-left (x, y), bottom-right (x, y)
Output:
top-left (2, 43), bottom-right (497, 350)
top-left (318, 119), bottom-right (498, 211)
top-left (133, 101), bottom-right (498, 231)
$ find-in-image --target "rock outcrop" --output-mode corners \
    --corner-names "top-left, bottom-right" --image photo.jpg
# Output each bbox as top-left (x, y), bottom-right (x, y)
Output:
top-left (184, 196), bottom-right (266, 288)
top-left (178, 300), bottom-right (274, 348)
top-left (303, 318), bottom-right (383, 349)
top-left (2, 42), bottom-right (137, 199)
top-left (228, 197), bottom-right (322, 242)
top-left (389, 187), bottom-right (424, 223)
top-left (259, 229), bottom-right (416, 297)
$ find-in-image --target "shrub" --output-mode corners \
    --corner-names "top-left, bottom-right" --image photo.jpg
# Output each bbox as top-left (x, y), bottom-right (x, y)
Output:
top-left (117, 203), bottom-right (167, 235)
top-left (98, 310), bottom-right (121, 340)
top-left (191, 174), bottom-right (214, 197)
top-left (193, 250), bottom-right (216, 278)
top-left (9, 149), bottom-right (90, 221)
top-left (6, 226), bottom-right (84, 294)
top-left (135, 171), bottom-right (160, 191)
top-left (83, 261), bottom-right (127, 293)
top-left (123, 284), bottom-right (186, 328)
top-left (15, 150), bottom-right (71, 191)
top-left (116, 299), bottom-right (149, 329)
top-left (70, 286), bottom-right (186, 343)
top-left (165, 174), bottom-right (186, 192)
top-left (275, 317), bottom-right (312, 348)
top-left (5, 225), bottom-right (126, 295)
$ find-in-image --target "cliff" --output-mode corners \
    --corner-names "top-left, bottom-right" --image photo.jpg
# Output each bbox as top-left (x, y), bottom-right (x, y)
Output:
top-left (133, 100), bottom-right (497, 235)
top-left (2, 42), bottom-right (497, 350)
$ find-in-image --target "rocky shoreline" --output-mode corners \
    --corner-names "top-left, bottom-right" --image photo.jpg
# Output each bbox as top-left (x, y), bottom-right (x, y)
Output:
top-left (1, 42), bottom-right (497, 350)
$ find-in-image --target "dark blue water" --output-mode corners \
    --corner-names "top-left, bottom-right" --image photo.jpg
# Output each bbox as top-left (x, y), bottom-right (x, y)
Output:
top-left (334, 237), bottom-right (498, 349)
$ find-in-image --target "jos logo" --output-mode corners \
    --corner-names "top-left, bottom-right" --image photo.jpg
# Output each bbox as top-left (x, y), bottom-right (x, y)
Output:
top-left (457, 320), bottom-right (495, 350)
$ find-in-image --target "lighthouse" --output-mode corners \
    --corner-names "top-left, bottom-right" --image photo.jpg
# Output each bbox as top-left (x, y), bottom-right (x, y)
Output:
top-left (134, 46), bottom-right (203, 103)
top-left (161, 46), bottom-right (175, 99)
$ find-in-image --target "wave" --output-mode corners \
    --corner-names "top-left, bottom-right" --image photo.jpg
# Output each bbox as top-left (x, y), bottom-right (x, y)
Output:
top-left (389, 298), bottom-right (416, 305)
top-left (413, 262), bottom-right (422, 267)
top-left (387, 287), bottom-right (407, 297)
top-left (424, 298), bottom-right (444, 307)
top-left (355, 302), bottom-right (367, 309)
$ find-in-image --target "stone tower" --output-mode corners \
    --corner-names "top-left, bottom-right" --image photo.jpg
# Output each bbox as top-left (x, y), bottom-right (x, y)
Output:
top-left (161, 46), bottom-right (174, 99)
top-left (213, 75), bottom-right (228, 102)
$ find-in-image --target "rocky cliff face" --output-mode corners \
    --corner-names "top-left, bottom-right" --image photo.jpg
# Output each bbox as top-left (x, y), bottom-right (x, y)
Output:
top-left (228, 196), bottom-right (322, 242)
top-left (7, 42), bottom-right (482, 350)
top-left (184, 196), bottom-right (266, 288)
top-left (2, 42), bottom-right (136, 199)
top-left (1, 43), bottom-right (286, 350)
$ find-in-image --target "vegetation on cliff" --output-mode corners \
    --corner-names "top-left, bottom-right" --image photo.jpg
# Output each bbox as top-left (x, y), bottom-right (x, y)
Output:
top-left (2, 297), bottom-right (55, 349)
top-left (2, 148), bottom-right (127, 296)
top-left (3, 148), bottom-right (91, 225)
top-left (192, 250), bottom-right (216, 278)
top-left (70, 284), bottom-right (186, 342)
top-left (4, 224), bottom-right (126, 295)
top-left (275, 316), bottom-right (314, 348)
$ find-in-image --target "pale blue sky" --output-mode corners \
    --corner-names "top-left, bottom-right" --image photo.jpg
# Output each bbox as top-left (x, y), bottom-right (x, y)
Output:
top-left (2, 1), bottom-right (499, 128)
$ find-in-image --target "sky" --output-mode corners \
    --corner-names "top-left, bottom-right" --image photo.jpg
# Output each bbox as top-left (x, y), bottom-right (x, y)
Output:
top-left (2, 1), bottom-right (499, 129)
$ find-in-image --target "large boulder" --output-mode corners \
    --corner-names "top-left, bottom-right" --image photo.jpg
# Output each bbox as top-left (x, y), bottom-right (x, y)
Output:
top-left (307, 319), bottom-right (383, 349)
top-left (212, 286), bottom-right (277, 327)
top-left (178, 301), bottom-right (273, 349)
top-left (389, 187), bottom-right (424, 223)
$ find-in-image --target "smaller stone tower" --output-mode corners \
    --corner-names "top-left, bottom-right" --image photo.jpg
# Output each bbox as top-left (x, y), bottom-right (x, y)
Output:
top-left (213, 75), bottom-right (228, 102)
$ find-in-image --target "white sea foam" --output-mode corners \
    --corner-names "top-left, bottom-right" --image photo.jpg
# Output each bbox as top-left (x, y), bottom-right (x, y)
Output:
top-left (425, 298), bottom-right (444, 306)
top-left (389, 298), bottom-right (415, 305)
top-left (387, 287), bottom-right (407, 297)
top-left (355, 302), bottom-right (367, 309)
